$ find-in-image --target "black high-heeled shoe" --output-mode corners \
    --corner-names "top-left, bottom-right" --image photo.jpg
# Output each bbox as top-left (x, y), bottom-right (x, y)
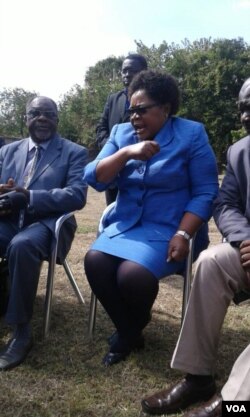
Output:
top-left (103, 333), bottom-right (145, 366)
top-left (102, 350), bottom-right (129, 366)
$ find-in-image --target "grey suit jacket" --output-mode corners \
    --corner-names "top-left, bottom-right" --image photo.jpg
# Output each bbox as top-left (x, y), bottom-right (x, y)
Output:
top-left (0, 134), bottom-right (88, 261)
top-left (213, 134), bottom-right (250, 242)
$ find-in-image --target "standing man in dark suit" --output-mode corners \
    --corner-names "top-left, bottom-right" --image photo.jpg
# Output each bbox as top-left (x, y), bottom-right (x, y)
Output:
top-left (0, 96), bottom-right (88, 371)
top-left (96, 53), bottom-right (148, 204)
top-left (141, 78), bottom-right (250, 416)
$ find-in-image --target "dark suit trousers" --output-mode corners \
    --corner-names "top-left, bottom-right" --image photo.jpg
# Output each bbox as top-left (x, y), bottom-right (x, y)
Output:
top-left (0, 219), bottom-right (52, 325)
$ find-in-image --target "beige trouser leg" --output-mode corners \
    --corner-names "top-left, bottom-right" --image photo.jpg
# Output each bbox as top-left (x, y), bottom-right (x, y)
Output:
top-left (171, 243), bottom-right (247, 375)
top-left (222, 343), bottom-right (250, 400)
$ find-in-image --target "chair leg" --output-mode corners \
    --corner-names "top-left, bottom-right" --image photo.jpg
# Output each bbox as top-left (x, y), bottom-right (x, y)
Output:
top-left (43, 258), bottom-right (84, 338)
top-left (181, 270), bottom-right (192, 324)
top-left (88, 291), bottom-right (97, 338)
top-left (63, 259), bottom-right (85, 305)
top-left (181, 237), bottom-right (194, 324)
top-left (43, 259), bottom-right (56, 338)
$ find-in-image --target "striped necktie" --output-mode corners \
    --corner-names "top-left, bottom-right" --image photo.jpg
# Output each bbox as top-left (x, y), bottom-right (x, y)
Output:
top-left (19, 145), bottom-right (40, 228)
top-left (23, 145), bottom-right (40, 189)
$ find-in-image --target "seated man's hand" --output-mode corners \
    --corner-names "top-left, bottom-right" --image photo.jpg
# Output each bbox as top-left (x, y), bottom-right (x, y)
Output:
top-left (0, 187), bottom-right (29, 217)
top-left (0, 208), bottom-right (12, 216)
top-left (0, 178), bottom-right (30, 202)
top-left (239, 240), bottom-right (250, 288)
top-left (0, 178), bottom-right (15, 194)
top-left (13, 186), bottom-right (30, 202)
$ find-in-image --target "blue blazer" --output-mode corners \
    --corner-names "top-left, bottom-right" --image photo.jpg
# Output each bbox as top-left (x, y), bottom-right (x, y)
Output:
top-left (0, 134), bottom-right (88, 261)
top-left (85, 117), bottom-right (218, 244)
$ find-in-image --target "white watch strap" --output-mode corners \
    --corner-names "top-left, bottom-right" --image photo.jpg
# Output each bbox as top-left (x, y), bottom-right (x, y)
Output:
top-left (175, 230), bottom-right (191, 241)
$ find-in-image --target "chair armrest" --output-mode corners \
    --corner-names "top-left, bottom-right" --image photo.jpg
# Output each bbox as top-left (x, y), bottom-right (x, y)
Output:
top-left (97, 202), bottom-right (116, 235)
top-left (54, 212), bottom-right (76, 240)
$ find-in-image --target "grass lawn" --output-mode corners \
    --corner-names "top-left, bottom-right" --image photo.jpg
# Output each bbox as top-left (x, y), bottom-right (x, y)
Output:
top-left (0, 187), bottom-right (249, 417)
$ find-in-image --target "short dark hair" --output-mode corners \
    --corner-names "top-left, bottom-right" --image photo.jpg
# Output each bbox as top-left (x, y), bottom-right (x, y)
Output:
top-left (128, 70), bottom-right (180, 115)
top-left (26, 96), bottom-right (58, 113)
top-left (124, 53), bottom-right (148, 70)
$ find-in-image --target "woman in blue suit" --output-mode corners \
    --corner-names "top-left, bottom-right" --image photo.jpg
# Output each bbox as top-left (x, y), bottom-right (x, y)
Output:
top-left (84, 70), bottom-right (218, 366)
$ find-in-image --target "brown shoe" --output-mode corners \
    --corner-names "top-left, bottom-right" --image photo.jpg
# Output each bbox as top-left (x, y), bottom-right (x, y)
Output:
top-left (182, 394), bottom-right (222, 417)
top-left (141, 378), bottom-right (216, 415)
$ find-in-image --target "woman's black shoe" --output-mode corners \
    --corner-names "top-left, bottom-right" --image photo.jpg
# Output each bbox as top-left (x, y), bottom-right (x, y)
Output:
top-left (103, 332), bottom-right (145, 366)
top-left (102, 350), bottom-right (129, 366)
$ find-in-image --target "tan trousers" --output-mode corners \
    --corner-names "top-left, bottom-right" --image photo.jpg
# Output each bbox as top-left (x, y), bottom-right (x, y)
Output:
top-left (171, 243), bottom-right (247, 376)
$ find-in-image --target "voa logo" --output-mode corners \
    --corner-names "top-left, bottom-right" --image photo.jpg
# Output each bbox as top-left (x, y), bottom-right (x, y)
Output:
top-left (223, 401), bottom-right (250, 415)
top-left (226, 405), bottom-right (247, 412)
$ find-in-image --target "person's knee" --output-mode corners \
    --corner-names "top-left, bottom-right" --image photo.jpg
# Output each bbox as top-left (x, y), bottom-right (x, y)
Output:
top-left (196, 248), bottom-right (211, 265)
top-left (196, 243), bottom-right (237, 270)
top-left (84, 250), bottom-right (118, 285)
top-left (117, 262), bottom-right (158, 302)
top-left (84, 249), bottom-right (96, 266)
top-left (84, 249), bottom-right (105, 272)
top-left (7, 234), bottom-right (35, 259)
top-left (193, 243), bottom-right (242, 294)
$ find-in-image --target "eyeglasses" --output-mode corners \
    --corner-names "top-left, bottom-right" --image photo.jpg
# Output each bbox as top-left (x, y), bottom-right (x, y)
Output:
top-left (26, 110), bottom-right (57, 119)
top-left (127, 103), bottom-right (159, 116)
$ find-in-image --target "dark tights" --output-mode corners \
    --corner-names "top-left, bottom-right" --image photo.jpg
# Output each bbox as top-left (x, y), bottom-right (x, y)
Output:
top-left (84, 250), bottom-right (159, 349)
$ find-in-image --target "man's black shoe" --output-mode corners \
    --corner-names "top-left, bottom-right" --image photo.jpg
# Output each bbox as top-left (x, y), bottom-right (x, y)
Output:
top-left (183, 394), bottom-right (222, 417)
top-left (0, 336), bottom-right (33, 371)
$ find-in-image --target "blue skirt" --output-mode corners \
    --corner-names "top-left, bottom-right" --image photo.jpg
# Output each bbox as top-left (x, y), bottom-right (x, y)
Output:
top-left (90, 225), bottom-right (185, 280)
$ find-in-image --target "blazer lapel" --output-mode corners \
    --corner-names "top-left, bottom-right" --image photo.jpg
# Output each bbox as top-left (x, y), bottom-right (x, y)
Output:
top-left (155, 118), bottom-right (174, 148)
top-left (15, 139), bottom-right (29, 183)
top-left (118, 92), bottom-right (127, 119)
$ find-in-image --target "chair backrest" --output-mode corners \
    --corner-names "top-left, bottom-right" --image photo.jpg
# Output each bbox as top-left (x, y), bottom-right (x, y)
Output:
top-left (97, 201), bottom-right (116, 236)
top-left (51, 212), bottom-right (77, 265)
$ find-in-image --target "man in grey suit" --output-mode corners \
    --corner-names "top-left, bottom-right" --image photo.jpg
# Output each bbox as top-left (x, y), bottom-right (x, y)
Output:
top-left (141, 78), bottom-right (250, 416)
top-left (0, 96), bottom-right (88, 371)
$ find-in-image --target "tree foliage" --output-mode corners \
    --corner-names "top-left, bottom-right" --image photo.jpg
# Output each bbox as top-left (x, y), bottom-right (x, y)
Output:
top-left (58, 56), bottom-right (123, 148)
top-left (0, 38), bottom-right (249, 169)
top-left (0, 88), bottom-right (37, 138)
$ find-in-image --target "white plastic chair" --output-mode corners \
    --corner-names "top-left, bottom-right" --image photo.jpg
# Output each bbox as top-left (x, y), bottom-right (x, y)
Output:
top-left (87, 203), bottom-right (195, 338)
top-left (43, 212), bottom-right (85, 338)
top-left (1, 212), bottom-right (85, 338)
